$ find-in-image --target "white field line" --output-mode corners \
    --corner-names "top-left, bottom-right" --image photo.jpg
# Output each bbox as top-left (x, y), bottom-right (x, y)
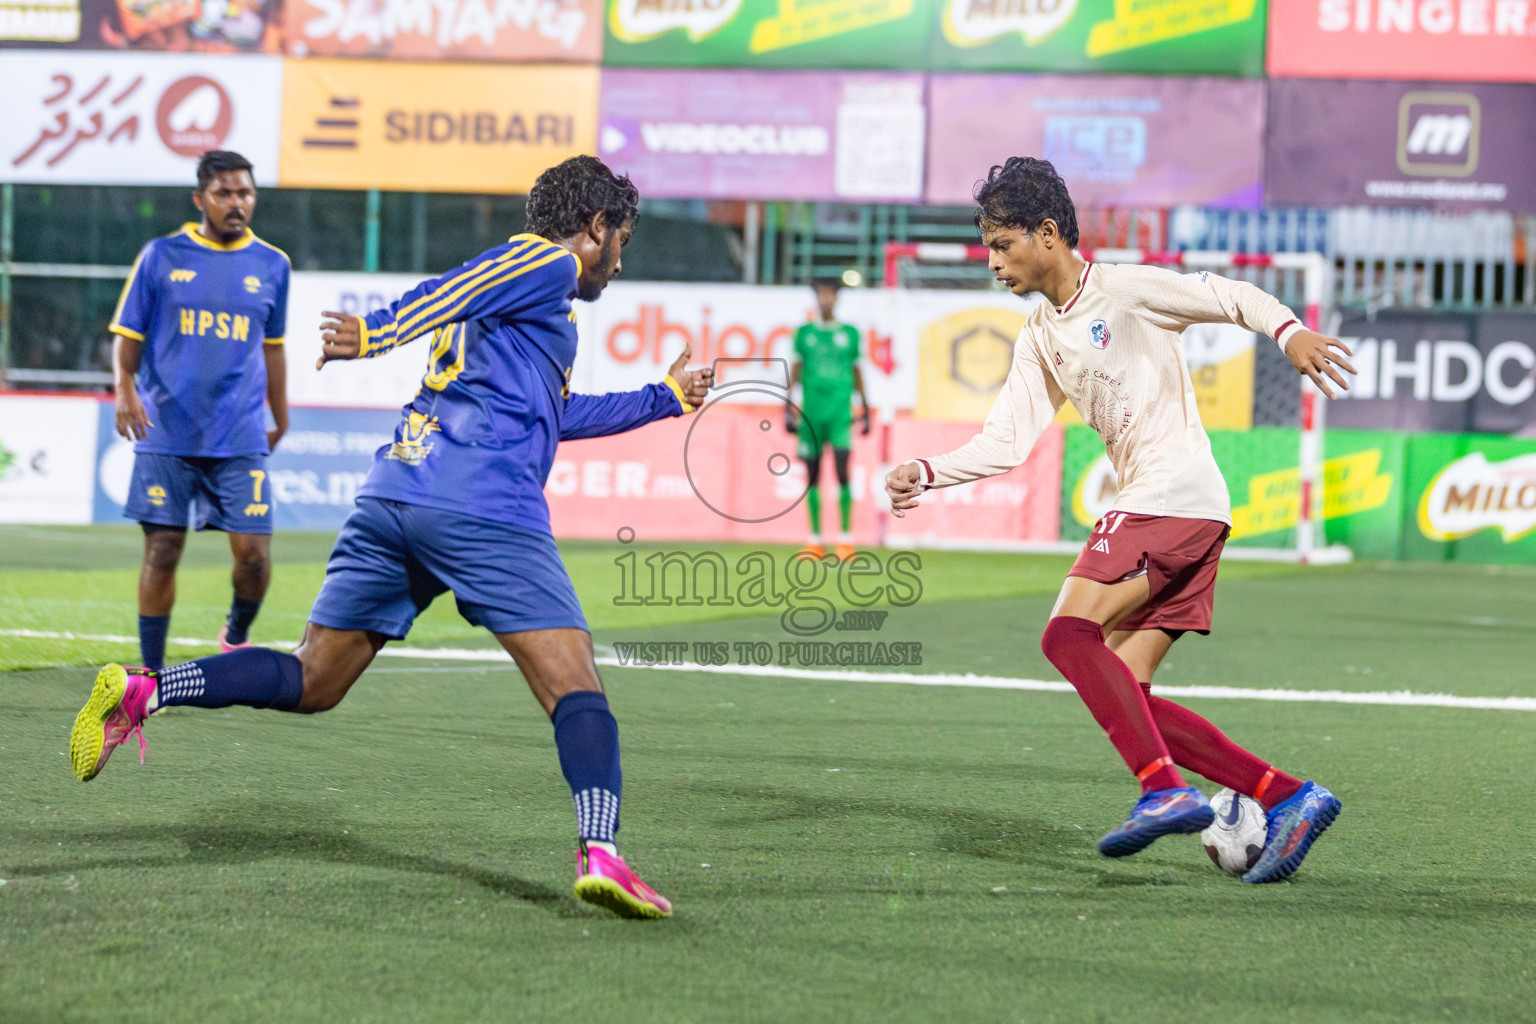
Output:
top-left (4, 628), bottom-right (1534, 713)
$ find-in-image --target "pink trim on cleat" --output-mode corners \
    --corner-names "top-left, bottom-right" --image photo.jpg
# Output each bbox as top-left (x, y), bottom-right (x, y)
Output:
top-left (573, 841), bottom-right (672, 919)
top-left (70, 664), bottom-right (156, 782)
top-left (218, 624), bottom-right (252, 653)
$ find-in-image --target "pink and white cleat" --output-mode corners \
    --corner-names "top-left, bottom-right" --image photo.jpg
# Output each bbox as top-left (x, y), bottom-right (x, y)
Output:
top-left (217, 624), bottom-right (252, 653)
top-left (69, 664), bottom-right (155, 782)
top-left (573, 841), bottom-right (672, 919)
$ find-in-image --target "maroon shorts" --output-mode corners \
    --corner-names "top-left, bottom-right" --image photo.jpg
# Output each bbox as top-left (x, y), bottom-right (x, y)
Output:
top-left (1067, 511), bottom-right (1231, 634)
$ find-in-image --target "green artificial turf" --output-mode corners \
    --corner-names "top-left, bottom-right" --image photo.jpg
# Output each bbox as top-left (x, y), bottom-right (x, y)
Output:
top-left (1, 526), bottom-right (1534, 1023)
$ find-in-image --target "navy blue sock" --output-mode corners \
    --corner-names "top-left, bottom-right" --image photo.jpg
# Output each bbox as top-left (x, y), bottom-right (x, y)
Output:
top-left (154, 648), bottom-right (304, 712)
top-left (224, 596), bottom-right (263, 645)
top-left (551, 690), bottom-right (623, 844)
top-left (139, 615), bottom-right (169, 672)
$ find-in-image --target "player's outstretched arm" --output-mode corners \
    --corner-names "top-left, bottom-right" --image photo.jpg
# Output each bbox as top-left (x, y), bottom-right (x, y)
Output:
top-left (886, 343), bottom-right (1062, 517)
top-left (560, 345), bottom-right (715, 441)
top-left (1283, 330), bottom-right (1356, 399)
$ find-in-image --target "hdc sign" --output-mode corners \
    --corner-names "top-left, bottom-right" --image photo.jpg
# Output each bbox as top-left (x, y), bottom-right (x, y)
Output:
top-left (1331, 311), bottom-right (1536, 433)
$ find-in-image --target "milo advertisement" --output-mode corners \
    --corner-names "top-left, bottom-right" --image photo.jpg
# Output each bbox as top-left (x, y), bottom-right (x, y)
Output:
top-left (933, 0), bottom-right (1265, 74)
top-left (604, 0), bottom-right (1267, 75)
top-left (605, 0), bottom-right (929, 68)
top-left (1063, 424), bottom-right (1536, 563)
top-left (1405, 434), bottom-right (1536, 564)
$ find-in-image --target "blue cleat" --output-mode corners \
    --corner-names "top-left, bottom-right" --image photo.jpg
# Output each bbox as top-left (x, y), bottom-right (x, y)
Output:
top-left (1097, 786), bottom-right (1215, 858)
top-left (1242, 781), bottom-right (1341, 884)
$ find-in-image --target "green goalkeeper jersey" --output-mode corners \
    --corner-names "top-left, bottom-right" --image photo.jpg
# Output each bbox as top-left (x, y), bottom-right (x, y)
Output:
top-left (792, 320), bottom-right (861, 417)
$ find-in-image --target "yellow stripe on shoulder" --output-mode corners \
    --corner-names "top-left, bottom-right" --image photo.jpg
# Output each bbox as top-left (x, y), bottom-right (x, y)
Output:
top-left (394, 238), bottom-right (549, 339)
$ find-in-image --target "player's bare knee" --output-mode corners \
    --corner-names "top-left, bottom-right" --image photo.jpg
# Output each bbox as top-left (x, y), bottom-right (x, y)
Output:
top-left (143, 531), bottom-right (186, 573)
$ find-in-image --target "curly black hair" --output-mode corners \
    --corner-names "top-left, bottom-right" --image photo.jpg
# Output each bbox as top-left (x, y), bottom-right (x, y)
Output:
top-left (525, 156), bottom-right (640, 241)
top-left (196, 150), bottom-right (254, 191)
top-left (972, 156), bottom-right (1079, 248)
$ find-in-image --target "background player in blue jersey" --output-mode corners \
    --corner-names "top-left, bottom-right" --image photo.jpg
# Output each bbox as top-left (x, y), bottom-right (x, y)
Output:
top-left (72, 156), bottom-right (712, 920)
top-left (110, 150), bottom-right (291, 671)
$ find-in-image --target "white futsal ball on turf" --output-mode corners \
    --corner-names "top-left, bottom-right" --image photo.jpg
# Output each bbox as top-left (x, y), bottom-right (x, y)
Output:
top-left (1201, 788), bottom-right (1267, 875)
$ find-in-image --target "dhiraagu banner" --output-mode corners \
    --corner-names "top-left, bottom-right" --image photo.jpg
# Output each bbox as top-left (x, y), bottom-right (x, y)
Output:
top-left (932, 0), bottom-right (1267, 75)
top-left (603, 0), bottom-right (1266, 73)
top-left (604, 0), bottom-right (931, 68)
top-left (1060, 426), bottom-right (1404, 557)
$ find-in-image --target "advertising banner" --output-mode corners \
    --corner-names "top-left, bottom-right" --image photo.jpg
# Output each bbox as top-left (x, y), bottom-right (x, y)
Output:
top-left (932, 0), bottom-right (1266, 75)
top-left (1404, 433), bottom-right (1536, 564)
top-left (1267, 0), bottom-right (1536, 83)
top-left (603, 0), bottom-right (1266, 74)
top-left (283, 271), bottom-right (435, 410)
top-left (94, 402), bottom-right (398, 530)
top-left (0, 51), bottom-right (282, 186)
top-left (0, 0), bottom-right (280, 51)
top-left (1266, 78), bottom-right (1536, 209)
top-left (1060, 424), bottom-right (1405, 558)
top-left (1331, 310), bottom-right (1536, 435)
top-left (278, 58), bottom-right (599, 193)
top-left (599, 69), bottom-right (925, 202)
top-left (926, 74), bottom-right (1265, 208)
top-left (0, 395), bottom-right (98, 524)
top-left (603, 0), bottom-right (930, 68)
top-left (285, 0), bottom-right (601, 62)
top-left (548, 408), bottom-right (1063, 548)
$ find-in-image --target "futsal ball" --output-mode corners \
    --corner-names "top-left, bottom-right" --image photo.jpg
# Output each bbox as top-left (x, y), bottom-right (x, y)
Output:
top-left (1200, 788), bottom-right (1268, 875)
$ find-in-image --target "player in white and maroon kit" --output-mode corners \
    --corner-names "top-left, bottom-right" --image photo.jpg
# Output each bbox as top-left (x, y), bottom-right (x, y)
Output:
top-left (886, 158), bottom-right (1353, 883)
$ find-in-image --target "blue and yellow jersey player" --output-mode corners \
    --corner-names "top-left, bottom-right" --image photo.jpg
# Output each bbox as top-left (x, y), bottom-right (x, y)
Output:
top-left (71, 156), bottom-right (713, 920)
top-left (109, 150), bottom-right (291, 671)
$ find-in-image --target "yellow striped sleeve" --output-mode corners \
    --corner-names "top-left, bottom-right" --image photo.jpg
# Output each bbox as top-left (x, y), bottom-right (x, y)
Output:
top-left (406, 249), bottom-right (571, 342)
top-left (109, 325), bottom-right (146, 341)
top-left (394, 238), bottom-right (551, 341)
top-left (263, 336), bottom-right (284, 346)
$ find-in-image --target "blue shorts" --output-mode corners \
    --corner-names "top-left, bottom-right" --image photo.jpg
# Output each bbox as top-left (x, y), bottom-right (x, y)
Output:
top-left (125, 453), bottom-right (274, 534)
top-left (309, 498), bottom-right (587, 639)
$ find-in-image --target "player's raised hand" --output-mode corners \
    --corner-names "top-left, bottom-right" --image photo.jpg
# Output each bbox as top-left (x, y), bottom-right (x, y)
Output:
top-left (665, 344), bottom-right (714, 410)
top-left (114, 383), bottom-right (153, 441)
top-left (318, 311), bottom-right (363, 370)
top-left (1284, 330), bottom-right (1356, 399)
top-left (885, 461), bottom-right (924, 518)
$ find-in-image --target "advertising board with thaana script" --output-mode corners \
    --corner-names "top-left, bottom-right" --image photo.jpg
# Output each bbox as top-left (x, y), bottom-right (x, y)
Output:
top-left (0, 51), bottom-right (281, 185)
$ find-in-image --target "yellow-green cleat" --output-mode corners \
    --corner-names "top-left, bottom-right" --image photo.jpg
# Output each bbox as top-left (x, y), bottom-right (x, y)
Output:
top-left (70, 664), bottom-right (155, 782)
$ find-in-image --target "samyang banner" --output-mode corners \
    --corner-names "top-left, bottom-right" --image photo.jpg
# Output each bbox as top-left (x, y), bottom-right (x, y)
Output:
top-left (284, 0), bottom-right (601, 62)
top-left (1266, 78), bottom-right (1536, 209)
top-left (926, 73), bottom-right (1265, 207)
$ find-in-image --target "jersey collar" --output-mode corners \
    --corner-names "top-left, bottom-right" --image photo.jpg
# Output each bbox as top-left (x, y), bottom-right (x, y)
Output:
top-left (181, 222), bottom-right (256, 251)
top-left (507, 232), bottom-right (582, 276)
top-left (1053, 262), bottom-right (1094, 316)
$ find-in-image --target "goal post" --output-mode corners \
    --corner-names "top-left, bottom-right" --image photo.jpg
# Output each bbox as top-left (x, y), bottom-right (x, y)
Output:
top-left (881, 243), bottom-right (1350, 566)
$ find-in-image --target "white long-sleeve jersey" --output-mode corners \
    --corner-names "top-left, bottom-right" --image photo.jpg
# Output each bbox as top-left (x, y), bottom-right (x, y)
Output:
top-left (914, 262), bottom-right (1304, 526)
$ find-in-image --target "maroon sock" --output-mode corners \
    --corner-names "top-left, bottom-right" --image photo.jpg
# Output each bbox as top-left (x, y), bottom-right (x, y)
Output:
top-left (1139, 684), bottom-right (1303, 810)
top-left (1041, 617), bottom-right (1184, 794)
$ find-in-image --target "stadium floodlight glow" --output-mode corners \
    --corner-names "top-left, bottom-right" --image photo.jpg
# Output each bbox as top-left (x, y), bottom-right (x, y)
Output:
top-left (881, 242), bottom-right (1349, 566)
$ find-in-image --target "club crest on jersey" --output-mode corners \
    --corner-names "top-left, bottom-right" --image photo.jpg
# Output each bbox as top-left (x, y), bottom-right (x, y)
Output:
top-left (243, 275), bottom-right (261, 294)
top-left (1089, 320), bottom-right (1111, 351)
